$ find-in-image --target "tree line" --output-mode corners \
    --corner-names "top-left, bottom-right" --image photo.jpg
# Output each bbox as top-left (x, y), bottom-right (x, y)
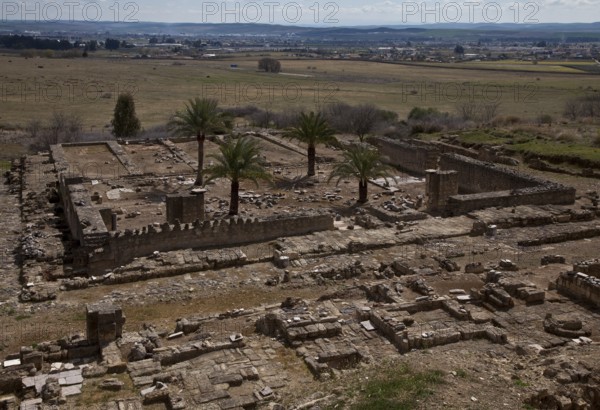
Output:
top-left (0, 35), bottom-right (128, 52)
top-left (0, 35), bottom-right (74, 51)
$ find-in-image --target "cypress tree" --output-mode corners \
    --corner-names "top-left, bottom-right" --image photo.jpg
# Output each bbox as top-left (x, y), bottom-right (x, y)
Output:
top-left (111, 93), bottom-right (141, 138)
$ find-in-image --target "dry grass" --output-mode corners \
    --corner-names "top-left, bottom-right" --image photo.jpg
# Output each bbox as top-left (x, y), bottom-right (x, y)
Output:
top-left (74, 373), bottom-right (135, 407)
top-left (320, 359), bottom-right (444, 410)
top-left (0, 54), bottom-right (598, 131)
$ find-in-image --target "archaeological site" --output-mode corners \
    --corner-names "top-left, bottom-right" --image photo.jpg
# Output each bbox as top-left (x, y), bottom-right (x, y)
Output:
top-left (1, 130), bottom-right (600, 410)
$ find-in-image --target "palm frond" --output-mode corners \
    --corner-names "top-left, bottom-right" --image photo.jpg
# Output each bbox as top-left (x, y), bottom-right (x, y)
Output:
top-left (205, 137), bottom-right (272, 186)
top-left (285, 111), bottom-right (336, 146)
top-left (167, 97), bottom-right (229, 137)
top-left (329, 145), bottom-right (392, 184)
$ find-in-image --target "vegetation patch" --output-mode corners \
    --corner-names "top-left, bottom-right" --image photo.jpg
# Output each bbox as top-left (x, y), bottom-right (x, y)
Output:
top-left (454, 368), bottom-right (468, 379)
top-left (329, 362), bottom-right (444, 410)
top-left (448, 128), bottom-right (600, 168)
top-left (513, 378), bottom-right (529, 388)
top-left (454, 129), bottom-right (512, 145)
top-left (509, 139), bottom-right (600, 164)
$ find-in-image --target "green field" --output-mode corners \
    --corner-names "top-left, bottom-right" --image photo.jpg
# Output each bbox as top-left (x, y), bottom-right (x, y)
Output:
top-left (0, 54), bottom-right (598, 131)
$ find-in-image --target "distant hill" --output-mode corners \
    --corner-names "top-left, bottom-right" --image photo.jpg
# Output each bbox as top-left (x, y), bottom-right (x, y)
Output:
top-left (1, 21), bottom-right (600, 39)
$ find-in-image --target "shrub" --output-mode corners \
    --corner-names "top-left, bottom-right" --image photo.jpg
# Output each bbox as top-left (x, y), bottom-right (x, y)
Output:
top-left (563, 94), bottom-right (600, 119)
top-left (249, 108), bottom-right (272, 128)
top-left (537, 114), bottom-right (553, 125)
top-left (221, 105), bottom-right (261, 118)
top-left (258, 57), bottom-right (281, 73)
top-left (406, 107), bottom-right (466, 135)
top-left (29, 112), bottom-right (83, 151)
top-left (271, 109), bottom-right (299, 129)
top-left (556, 130), bottom-right (578, 143)
top-left (408, 107), bottom-right (441, 121)
top-left (491, 115), bottom-right (521, 126)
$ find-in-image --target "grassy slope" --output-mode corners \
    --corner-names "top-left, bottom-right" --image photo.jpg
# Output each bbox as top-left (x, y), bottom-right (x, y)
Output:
top-left (450, 128), bottom-right (600, 164)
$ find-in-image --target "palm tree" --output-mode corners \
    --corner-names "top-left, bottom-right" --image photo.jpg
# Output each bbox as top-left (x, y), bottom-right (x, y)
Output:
top-left (168, 98), bottom-right (229, 186)
top-left (328, 145), bottom-right (392, 203)
top-left (205, 137), bottom-right (271, 216)
top-left (286, 111), bottom-right (336, 176)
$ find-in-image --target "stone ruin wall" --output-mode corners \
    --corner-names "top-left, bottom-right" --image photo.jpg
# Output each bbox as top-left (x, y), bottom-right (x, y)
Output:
top-left (49, 143), bottom-right (335, 275)
top-left (556, 271), bottom-right (600, 308)
top-left (372, 137), bottom-right (576, 215)
top-left (82, 214), bottom-right (334, 275)
top-left (438, 153), bottom-right (539, 193)
top-left (57, 173), bottom-right (110, 248)
top-left (440, 153), bottom-right (575, 215)
top-left (50, 142), bottom-right (133, 179)
top-left (446, 186), bottom-right (576, 215)
top-left (371, 138), bottom-right (437, 174)
top-left (51, 143), bottom-right (114, 249)
top-left (573, 259), bottom-right (600, 278)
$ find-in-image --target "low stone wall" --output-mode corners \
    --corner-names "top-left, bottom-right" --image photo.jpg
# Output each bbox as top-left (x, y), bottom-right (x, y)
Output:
top-left (517, 224), bottom-right (600, 247)
top-left (105, 141), bottom-right (142, 175)
top-left (52, 141), bottom-right (132, 179)
top-left (365, 206), bottom-right (428, 223)
top-left (439, 153), bottom-right (542, 194)
top-left (430, 140), bottom-right (479, 159)
top-left (83, 213), bottom-right (334, 275)
top-left (369, 306), bottom-right (507, 353)
top-left (371, 138), bottom-right (576, 215)
top-left (446, 186), bottom-right (576, 215)
top-left (49, 145), bottom-right (69, 174)
top-left (58, 173), bottom-right (110, 247)
top-left (255, 311), bottom-right (342, 344)
top-left (160, 139), bottom-right (197, 168)
top-left (556, 271), bottom-right (600, 308)
top-left (253, 131), bottom-right (306, 156)
top-left (573, 259), bottom-right (600, 278)
top-left (155, 340), bottom-right (241, 366)
top-left (371, 137), bottom-right (437, 175)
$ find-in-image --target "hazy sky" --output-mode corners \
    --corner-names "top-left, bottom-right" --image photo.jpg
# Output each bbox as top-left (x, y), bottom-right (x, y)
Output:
top-left (2, 0), bottom-right (599, 25)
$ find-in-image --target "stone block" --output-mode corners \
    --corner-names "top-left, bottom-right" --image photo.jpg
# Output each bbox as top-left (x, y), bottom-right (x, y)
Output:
top-left (20, 352), bottom-right (43, 371)
top-left (209, 373), bottom-right (243, 387)
top-left (86, 303), bottom-right (125, 346)
top-left (195, 389), bottom-right (230, 404)
top-left (166, 192), bottom-right (205, 224)
top-left (127, 359), bottom-right (162, 378)
top-left (517, 287), bottom-right (545, 304)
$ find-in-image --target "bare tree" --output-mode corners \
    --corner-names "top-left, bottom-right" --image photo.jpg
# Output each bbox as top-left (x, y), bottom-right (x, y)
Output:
top-left (350, 103), bottom-right (380, 142)
top-left (29, 112), bottom-right (83, 151)
top-left (455, 101), bottom-right (500, 123)
top-left (26, 119), bottom-right (42, 140)
top-left (563, 99), bottom-right (580, 120)
top-left (563, 94), bottom-right (600, 120)
top-left (250, 108), bottom-right (273, 128)
top-left (323, 102), bottom-right (353, 132)
top-left (272, 109), bottom-right (300, 129)
top-left (480, 102), bottom-right (500, 123)
top-left (582, 94), bottom-right (600, 118)
top-left (456, 101), bottom-right (478, 121)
